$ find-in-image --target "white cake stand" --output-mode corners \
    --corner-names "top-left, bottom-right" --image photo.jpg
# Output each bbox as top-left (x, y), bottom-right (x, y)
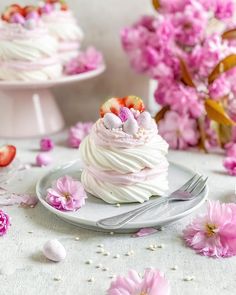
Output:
top-left (0, 65), bottom-right (105, 138)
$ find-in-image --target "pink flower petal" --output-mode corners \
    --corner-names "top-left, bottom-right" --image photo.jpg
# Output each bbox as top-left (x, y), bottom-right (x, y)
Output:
top-left (133, 228), bottom-right (158, 237)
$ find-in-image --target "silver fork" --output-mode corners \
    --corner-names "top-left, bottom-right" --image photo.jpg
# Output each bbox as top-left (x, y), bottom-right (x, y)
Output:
top-left (96, 174), bottom-right (208, 229)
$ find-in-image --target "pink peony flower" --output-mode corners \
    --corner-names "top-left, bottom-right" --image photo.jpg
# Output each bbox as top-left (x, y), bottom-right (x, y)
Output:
top-left (183, 201), bottom-right (236, 258)
top-left (225, 142), bottom-right (236, 158)
top-left (64, 47), bottom-right (104, 75)
top-left (46, 175), bottom-right (87, 211)
top-left (36, 153), bottom-right (52, 167)
top-left (158, 111), bottom-right (199, 149)
top-left (0, 209), bottom-right (10, 236)
top-left (40, 137), bottom-right (54, 152)
top-left (68, 122), bottom-right (93, 148)
top-left (107, 268), bottom-right (170, 295)
top-left (223, 157), bottom-right (236, 176)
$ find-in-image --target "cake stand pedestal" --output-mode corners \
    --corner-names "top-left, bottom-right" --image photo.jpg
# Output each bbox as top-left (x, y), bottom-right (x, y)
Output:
top-left (0, 65), bottom-right (105, 138)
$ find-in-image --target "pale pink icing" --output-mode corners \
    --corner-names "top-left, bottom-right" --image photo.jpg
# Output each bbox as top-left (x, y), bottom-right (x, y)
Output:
top-left (0, 22), bottom-right (48, 41)
top-left (59, 41), bottom-right (80, 52)
top-left (86, 161), bottom-right (168, 185)
top-left (91, 119), bottom-right (159, 149)
top-left (0, 57), bottom-right (59, 70)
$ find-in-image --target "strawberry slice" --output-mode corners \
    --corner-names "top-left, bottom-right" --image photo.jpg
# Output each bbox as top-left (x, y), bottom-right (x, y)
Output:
top-left (2, 4), bottom-right (24, 22)
top-left (100, 97), bottom-right (125, 117)
top-left (0, 145), bottom-right (16, 167)
top-left (124, 95), bottom-right (145, 112)
top-left (23, 6), bottom-right (38, 17)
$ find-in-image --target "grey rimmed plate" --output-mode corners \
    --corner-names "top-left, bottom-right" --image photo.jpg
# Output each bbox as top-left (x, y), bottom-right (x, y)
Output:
top-left (36, 160), bottom-right (208, 233)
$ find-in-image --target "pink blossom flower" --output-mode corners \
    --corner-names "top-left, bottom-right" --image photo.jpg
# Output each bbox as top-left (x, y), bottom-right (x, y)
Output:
top-left (158, 111), bottom-right (199, 150)
top-left (40, 137), bottom-right (54, 152)
top-left (183, 201), bottom-right (236, 257)
top-left (46, 175), bottom-right (87, 211)
top-left (64, 47), bottom-right (104, 75)
top-left (0, 209), bottom-right (10, 236)
top-left (107, 268), bottom-right (170, 295)
top-left (36, 153), bottom-right (52, 167)
top-left (172, 2), bottom-right (208, 46)
top-left (208, 75), bottom-right (231, 100)
top-left (203, 119), bottom-right (219, 151)
top-left (215, 0), bottom-right (234, 20)
top-left (68, 122), bottom-right (93, 148)
top-left (225, 142), bottom-right (236, 157)
top-left (223, 157), bottom-right (236, 176)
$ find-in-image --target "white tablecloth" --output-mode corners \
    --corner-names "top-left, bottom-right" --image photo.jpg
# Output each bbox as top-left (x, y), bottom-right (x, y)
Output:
top-left (0, 133), bottom-right (235, 295)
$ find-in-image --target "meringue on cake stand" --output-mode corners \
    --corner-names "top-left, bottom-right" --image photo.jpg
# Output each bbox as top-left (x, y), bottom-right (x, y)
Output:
top-left (0, 65), bottom-right (105, 138)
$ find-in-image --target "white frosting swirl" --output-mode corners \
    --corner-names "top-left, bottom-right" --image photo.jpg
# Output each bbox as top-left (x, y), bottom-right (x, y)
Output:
top-left (42, 11), bottom-right (84, 42)
top-left (80, 118), bottom-right (169, 203)
top-left (0, 22), bottom-right (62, 81)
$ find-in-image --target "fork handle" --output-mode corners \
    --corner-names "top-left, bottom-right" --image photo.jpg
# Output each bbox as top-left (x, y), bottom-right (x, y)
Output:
top-left (96, 197), bottom-right (168, 229)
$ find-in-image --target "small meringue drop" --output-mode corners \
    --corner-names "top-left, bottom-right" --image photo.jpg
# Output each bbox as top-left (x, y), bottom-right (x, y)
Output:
top-left (123, 118), bottom-right (139, 135)
top-left (43, 239), bottom-right (66, 262)
top-left (103, 113), bottom-right (122, 130)
top-left (137, 111), bottom-right (153, 129)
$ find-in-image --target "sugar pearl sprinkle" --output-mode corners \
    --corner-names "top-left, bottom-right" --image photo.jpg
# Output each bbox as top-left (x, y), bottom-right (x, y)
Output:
top-left (125, 250), bottom-right (134, 256)
top-left (171, 266), bottom-right (178, 270)
top-left (88, 277), bottom-right (95, 283)
top-left (96, 248), bottom-right (105, 254)
top-left (96, 264), bottom-right (102, 269)
top-left (103, 252), bottom-right (110, 256)
top-left (86, 260), bottom-right (93, 265)
top-left (183, 276), bottom-right (195, 282)
top-left (97, 244), bottom-right (104, 248)
top-left (54, 276), bottom-right (62, 281)
top-left (113, 254), bottom-right (120, 259)
top-left (102, 267), bottom-right (109, 271)
top-left (74, 237), bottom-right (80, 241)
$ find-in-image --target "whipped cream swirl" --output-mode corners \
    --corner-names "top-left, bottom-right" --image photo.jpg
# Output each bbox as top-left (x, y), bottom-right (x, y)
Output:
top-left (80, 118), bottom-right (169, 204)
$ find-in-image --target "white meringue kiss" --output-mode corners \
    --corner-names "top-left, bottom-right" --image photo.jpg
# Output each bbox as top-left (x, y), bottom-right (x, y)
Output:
top-left (137, 111), bottom-right (153, 129)
top-left (43, 239), bottom-right (66, 262)
top-left (123, 117), bottom-right (139, 135)
top-left (103, 113), bottom-right (122, 130)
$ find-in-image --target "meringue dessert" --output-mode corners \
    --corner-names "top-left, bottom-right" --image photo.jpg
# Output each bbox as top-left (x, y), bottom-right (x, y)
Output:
top-left (0, 4), bottom-right (62, 81)
top-left (40, 0), bottom-right (84, 64)
top-left (80, 96), bottom-right (169, 204)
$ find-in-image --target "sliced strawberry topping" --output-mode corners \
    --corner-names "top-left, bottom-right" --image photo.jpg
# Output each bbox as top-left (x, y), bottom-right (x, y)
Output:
top-left (100, 97), bottom-right (125, 117)
top-left (23, 5), bottom-right (38, 17)
top-left (124, 95), bottom-right (145, 112)
top-left (2, 4), bottom-right (24, 22)
top-left (0, 145), bottom-right (16, 167)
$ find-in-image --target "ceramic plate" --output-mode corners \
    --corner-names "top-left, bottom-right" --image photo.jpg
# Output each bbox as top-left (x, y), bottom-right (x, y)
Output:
top-left (36, 160), bottom-right (208, 233)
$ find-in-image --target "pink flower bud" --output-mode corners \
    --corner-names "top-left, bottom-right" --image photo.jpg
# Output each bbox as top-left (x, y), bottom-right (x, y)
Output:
top-left (40, 138), bottom-right (54, 152)
top-left (0, 209), bottom-right (10, 236)
top-left (10, 13), bottom-right (25, 25)
top-left (36, 153), bottom-right (52, 167)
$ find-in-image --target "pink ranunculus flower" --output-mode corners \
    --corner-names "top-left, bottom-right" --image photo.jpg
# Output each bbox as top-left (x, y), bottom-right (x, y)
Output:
top-left (64, 47), bottom-right (104, 75)
top-left (40, 137), bottom-right (54, 152)
top-left (107, 268), bottom-right (170, 295)
top-left (223, 157), bottom-right (236, 176)
top-left (68, 122), bottom-right (93, 148)
top-left (46, 175), bottom-right (87, 211)
top-left (0, 209), bottom-right (10, 236)
top-left (158, 111), bottom-right (199, 149)
top-left (183, 201), bottom-right (236, 258)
